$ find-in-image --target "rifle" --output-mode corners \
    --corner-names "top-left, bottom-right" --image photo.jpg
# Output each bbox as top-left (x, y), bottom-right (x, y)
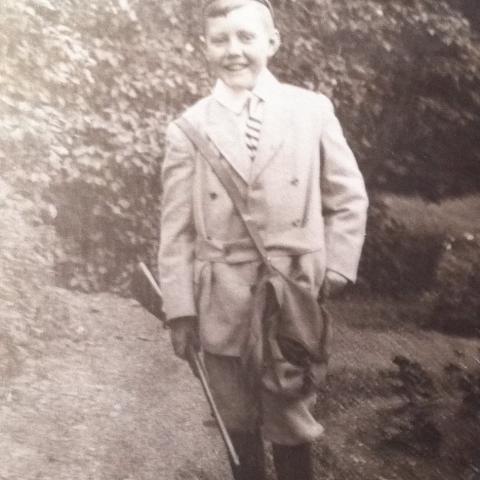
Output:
top-left (133, 262), bottom-right (240, 467)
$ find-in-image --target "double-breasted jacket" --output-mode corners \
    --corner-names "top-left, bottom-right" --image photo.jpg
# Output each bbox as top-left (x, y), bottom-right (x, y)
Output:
top-left (158, 71), bottom-right (368, 356)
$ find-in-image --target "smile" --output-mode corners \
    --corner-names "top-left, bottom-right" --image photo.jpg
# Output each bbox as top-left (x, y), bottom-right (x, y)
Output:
top-left (224, 64), bottom-right (248, 72)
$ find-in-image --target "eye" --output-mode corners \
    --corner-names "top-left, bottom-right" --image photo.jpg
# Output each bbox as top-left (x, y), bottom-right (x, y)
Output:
top-left (209, 34), bottom-right (227, 45)
top-left (238, 30), bottom-right (256, 42)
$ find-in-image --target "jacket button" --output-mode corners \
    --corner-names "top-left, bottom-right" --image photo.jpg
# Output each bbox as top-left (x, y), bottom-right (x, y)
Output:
top-left (209, 192), bottom-right (218, 200)
top-left (291, 178), bottom-right (299, 186)
top-left (292, 220), bottom-right (300, 227)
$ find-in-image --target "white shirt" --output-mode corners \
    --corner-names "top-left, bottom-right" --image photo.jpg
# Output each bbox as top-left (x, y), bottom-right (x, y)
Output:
top-left (211, 69), bottom-right (277, 135)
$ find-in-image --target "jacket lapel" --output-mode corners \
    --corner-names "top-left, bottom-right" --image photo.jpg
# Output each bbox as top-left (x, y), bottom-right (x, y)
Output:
top-left (204, 99), bottom-right (251, 183)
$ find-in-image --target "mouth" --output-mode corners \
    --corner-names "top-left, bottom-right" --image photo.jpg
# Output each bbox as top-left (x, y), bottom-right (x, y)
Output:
top-left (223, 63), bottom-right (248, 72)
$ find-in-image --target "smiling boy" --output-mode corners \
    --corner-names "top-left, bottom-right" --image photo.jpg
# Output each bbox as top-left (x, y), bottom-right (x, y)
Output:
top-left (205, 0), bottom-right (279, 91)
top-left (158, 0), bottom-right (368, 478)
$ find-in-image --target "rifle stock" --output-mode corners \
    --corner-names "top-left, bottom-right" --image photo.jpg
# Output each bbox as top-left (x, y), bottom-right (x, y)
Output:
top-left (135, 262), bottom-right (240, 467)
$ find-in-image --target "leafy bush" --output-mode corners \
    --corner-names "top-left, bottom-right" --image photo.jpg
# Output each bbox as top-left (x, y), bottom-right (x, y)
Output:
top-left (274, 0), bottom-right (480, 199)
top-left (358, 199), bottom-right (444, 295)
top-left (379, 354), bottom-right (480, 468)
top-left (380, 355), bottom-right (441, 456)
top-left (382, 195), bottom-right (480, 238)
top-left (1, 0), bottom-right (208, 291)
top-left (2, 0), bottom-right (480, 290)
top-left (427, 234), bottom-right (480, 335)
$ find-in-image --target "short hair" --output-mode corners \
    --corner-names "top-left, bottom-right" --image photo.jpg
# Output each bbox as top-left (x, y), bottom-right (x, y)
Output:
top-left (203, 0), bottom-right (275, 27)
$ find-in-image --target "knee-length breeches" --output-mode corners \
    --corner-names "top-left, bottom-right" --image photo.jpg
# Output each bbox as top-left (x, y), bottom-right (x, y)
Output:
top-left (203, 352), bottom-right (324, 445)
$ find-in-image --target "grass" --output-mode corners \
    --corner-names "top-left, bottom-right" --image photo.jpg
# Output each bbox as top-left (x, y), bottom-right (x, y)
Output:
top-left (309, 293), bottom-right (480, 480)
top-left (382, 194), bottom-right (480, 237)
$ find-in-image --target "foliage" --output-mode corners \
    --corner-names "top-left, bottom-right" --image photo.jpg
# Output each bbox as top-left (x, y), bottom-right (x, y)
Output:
top-left (445, 361), bottom-right (480, 417)
top-left (1, 0), bottom-right (480, 289)
top-left (381, 355), bottom-right (441, 456)
top-left (358, 199), bottom-right (444, 295)
top-left (378, 354), bottom-right (480, 473)
top-left (0, 178), bottom-right (70, 349)
top-left (427, 234), bottom-right (480, 335)
top-left (381, 194), bottom-right (480, 238)
top-left (274, 0), bottom-right (480, 199)
top-left (1, 0), bottom-right (208, 290)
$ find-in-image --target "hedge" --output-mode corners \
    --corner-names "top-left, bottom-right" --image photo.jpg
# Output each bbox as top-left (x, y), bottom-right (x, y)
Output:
top-left (2, 0), bottom-right (480, 290)
top-left (427, 235), bottom-right (480, 336)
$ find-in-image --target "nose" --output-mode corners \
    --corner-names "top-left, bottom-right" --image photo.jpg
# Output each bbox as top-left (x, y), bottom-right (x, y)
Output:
top-left (225, 37), bottom-right (242, 56)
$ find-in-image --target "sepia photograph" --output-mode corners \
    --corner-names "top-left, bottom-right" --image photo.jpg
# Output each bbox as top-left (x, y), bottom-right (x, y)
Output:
top-left (1, 0), bottom-right (479, 479)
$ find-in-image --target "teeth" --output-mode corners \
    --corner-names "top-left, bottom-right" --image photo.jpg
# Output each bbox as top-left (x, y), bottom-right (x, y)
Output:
top-left (225, 65), bottom-right (246, 71)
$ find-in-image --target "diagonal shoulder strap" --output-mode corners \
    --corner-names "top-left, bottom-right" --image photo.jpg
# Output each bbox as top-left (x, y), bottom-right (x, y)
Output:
top-left (175, 117), bottom-right (273, 269)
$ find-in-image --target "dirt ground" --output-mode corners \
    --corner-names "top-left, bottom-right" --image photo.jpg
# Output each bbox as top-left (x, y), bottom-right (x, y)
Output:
top-left (0, 182), bottom-right (227, 480)
top-left (1, 184), bottom-right (479, 480)
top-left (2, 289), bottom-right (480, 480)
top-left (1, 290), bottom-right (233, 480)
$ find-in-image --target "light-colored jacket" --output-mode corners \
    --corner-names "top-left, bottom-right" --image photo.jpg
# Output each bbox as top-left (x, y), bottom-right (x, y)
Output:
top-left (159, 73), bottom-right (368, 356)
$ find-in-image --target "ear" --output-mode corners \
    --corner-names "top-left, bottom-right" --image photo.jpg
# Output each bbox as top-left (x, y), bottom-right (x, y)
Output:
top-left (267, 29), bottom-right (281, 58)
top-left (199, 34), bottom-right (208, 59)
top-left (199, 36), bottom-right (214, 78)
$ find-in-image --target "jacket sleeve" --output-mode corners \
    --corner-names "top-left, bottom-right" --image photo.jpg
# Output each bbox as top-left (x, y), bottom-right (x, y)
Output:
top-left (158, 121), bottom-right (197, 321)
top-left (319, 98), bottom-right (369, 282)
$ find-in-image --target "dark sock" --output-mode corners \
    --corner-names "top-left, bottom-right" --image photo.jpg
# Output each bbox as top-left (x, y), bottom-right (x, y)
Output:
top-left (272, 442), bottom-right (314, 480)
top-left (228, 430), bottom-right (266, 480)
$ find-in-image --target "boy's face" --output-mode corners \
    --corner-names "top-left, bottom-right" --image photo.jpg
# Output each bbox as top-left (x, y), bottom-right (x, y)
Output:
top-left (205, 3), bottom-right (280, 91)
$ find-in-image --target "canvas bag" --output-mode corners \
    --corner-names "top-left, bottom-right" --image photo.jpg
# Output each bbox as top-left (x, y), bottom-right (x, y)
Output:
top-left (241, 260), bottom-right (332, 398)
top-left (175, 117), bottom-right (332, 398)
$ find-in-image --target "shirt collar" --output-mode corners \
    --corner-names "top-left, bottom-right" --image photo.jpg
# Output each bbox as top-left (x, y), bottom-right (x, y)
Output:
top-left (212, 69), bottom-right (279, 114)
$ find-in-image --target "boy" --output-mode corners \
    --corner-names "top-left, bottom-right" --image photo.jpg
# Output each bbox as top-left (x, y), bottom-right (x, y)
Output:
top-left (158, 0), bottom-right (368, 478)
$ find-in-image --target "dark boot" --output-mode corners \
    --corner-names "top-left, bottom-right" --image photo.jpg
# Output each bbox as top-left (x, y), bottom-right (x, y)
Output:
top-left (228, 430), bottom-right (266, 480)
top-left (272, 442), bottom-right (314, 480)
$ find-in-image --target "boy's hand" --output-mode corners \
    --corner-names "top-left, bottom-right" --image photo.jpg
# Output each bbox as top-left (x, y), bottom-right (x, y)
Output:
top-left (321, 270), bottom-right (349, 300)
top-left (169, 316), bottom-right (200, 361)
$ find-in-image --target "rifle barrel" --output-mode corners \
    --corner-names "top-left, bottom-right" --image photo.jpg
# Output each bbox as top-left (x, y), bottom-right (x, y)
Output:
top-left (139, 262), bottom-right (164, 298)
top-left (189, 346), bottom-right (241, 467)
top-left (137, 262), bottom-right (240, 467)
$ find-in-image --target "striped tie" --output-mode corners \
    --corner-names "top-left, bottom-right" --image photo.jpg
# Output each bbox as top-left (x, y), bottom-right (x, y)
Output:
top-left (245, 96), bottom-right (262, 161)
